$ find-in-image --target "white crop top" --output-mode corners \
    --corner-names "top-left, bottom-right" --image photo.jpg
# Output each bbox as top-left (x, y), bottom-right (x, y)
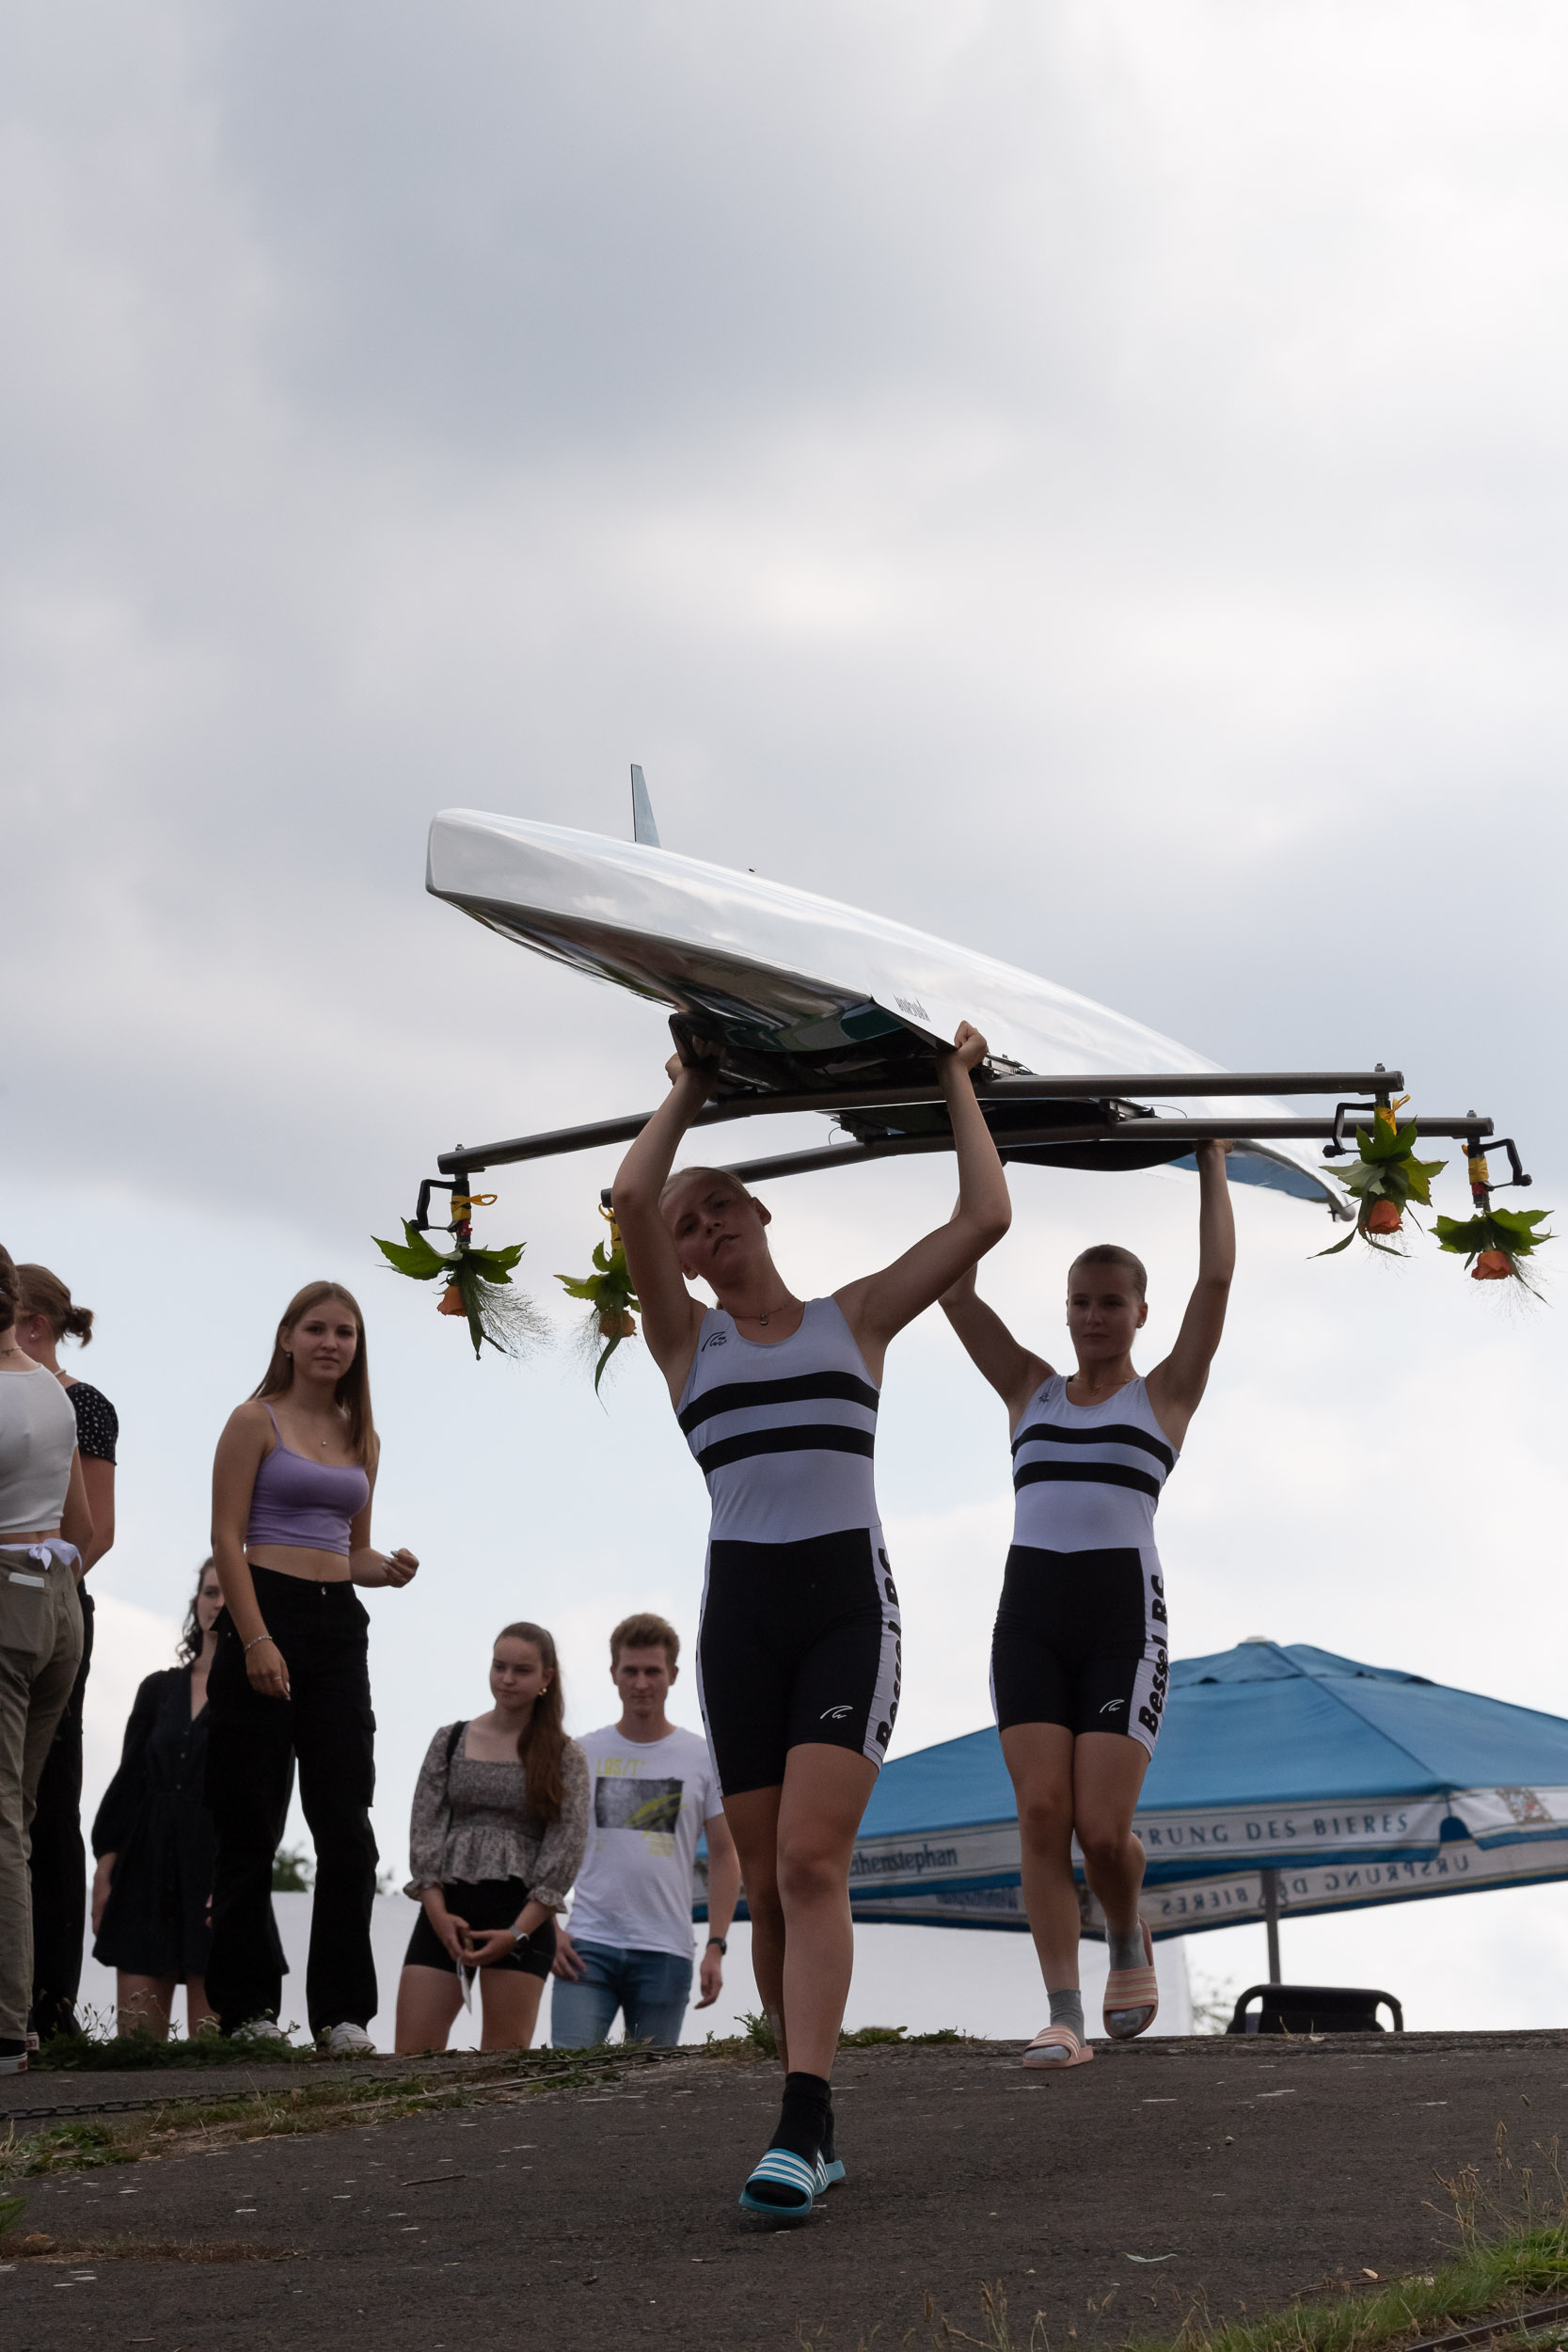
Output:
top-left (0, 1361), bottom-right (79, 1536)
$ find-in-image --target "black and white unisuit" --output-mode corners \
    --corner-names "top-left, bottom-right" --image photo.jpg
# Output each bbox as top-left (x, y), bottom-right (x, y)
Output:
top-left (990, 1374), bottom-right (1174, 1759)
top-left (679, 1298), bottom-right (901, 1796)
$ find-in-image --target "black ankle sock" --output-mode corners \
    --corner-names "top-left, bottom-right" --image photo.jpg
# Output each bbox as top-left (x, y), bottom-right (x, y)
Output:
top-left (745, 2072), bottom-right (832, 2208)
top-left (818, 2088), bottom-right (836, 2166)
top-left (769, 2071), bottom-right (831, 2165)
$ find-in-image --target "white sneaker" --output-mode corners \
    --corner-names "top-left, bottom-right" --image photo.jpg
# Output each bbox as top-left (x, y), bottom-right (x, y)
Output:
top-left (320, 2022), bottom-right (376, 2057)
top-left (0, 2041), bottom-right (28, 2076)
top-left (232, 2015), bottom-right (290, 2045)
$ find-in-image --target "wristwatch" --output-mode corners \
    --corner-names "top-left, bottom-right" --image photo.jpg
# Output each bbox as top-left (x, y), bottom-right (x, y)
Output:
top-left (706, 1935), bottom-right (727, 1954)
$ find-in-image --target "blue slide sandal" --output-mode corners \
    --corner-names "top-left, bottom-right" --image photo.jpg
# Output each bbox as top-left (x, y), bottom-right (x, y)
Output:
top-left (738, 2148), bottom-right (818, 2224)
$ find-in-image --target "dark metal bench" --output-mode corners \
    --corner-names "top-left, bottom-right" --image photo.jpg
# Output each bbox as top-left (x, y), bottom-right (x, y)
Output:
top-left (1227, 1983), bottom-right (1403, 2034)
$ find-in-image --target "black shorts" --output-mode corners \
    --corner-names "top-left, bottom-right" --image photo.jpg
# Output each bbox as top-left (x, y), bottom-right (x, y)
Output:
top-left (990, 1545), bottom-right (1169, 1758)
top-left (697, 1527), bottom-right (902, 1795)
top-left (403, 1880), bottom-right (557, 1979)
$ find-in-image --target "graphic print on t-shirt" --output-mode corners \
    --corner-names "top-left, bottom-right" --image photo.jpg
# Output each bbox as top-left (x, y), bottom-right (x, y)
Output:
top-left (594, 1773), bottom-right (684, 1850)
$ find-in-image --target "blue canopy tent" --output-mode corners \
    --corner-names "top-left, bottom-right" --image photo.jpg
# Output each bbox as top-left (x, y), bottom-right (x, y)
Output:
top-left (846, 1641), bottom-right (1568, 1948)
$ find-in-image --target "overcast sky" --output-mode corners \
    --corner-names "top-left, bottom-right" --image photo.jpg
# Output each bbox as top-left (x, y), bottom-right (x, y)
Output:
top-left (6, 1), bottom-right (1567, 2031)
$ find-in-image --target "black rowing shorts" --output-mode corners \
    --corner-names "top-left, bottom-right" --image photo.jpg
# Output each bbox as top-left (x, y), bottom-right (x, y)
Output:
top-left (990, 1544), bottom-right (1169, 1758)
top-left (403, 1879), bottom-right (557, 1979)
top-left (696, 1527), bottom-right (902, 1795)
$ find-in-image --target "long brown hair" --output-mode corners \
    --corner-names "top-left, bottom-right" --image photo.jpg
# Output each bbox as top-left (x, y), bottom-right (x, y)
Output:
top-left (252, 1281), bottom-right (376, 1464)
top-left (16, 1263), bottom-right (94, 1346)
top-left (497, 1621), bottom-right (568, 1823)
top-left (178, 1558), bottom-right (221, 1665)
top-left (0, 1245), bottom-right (16, 1334)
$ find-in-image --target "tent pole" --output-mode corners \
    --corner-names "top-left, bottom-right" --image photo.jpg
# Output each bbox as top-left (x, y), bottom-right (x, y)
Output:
top-left (1263, 1870), bottom-right (1282, 1983)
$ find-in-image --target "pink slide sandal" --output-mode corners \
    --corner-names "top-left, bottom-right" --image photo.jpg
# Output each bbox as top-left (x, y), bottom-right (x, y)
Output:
top-left (1103, 1920), bottom-right (1159, 2041)
top-left (1020, 2025), bottom-right (1094, 2069)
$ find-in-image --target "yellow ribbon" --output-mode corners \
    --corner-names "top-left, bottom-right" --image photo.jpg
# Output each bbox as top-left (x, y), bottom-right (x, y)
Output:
top-left (599, 1200), bottom-right (623, 1250)
top-left (451, 1194), bottom-right (498, 1216)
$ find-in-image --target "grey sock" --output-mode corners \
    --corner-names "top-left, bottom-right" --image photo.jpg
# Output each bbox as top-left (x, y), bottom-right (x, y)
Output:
top-left (1107, 1923), bottom-right (1146, 1975)
top-left (1049, 1987), bottom-right (1085, 2042)
top-left (1026, 1986), bottom-right (1085, 2065)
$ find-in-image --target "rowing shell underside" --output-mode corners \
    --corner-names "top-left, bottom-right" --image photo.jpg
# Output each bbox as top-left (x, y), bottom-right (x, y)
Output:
top-left (425, 808), bottom-right (1336, 1209)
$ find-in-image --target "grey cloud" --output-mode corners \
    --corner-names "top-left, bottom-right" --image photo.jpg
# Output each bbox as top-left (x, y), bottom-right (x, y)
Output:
top-left (4, 0), bottom-right (1566, 1217)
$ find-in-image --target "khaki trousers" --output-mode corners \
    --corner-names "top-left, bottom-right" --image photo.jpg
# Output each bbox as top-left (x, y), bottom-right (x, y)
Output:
top-left (0, 1545), bottom-right (84, 2041)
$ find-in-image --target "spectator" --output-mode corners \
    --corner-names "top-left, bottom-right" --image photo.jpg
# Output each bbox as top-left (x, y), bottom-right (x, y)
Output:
top-left (13, 1263), bottom-right (118, 2042)
top-left (207, 1280), bottom-right (418, 2052)
top-left (91, 1562), bottom-right (281, 2039)
top-left (0, 1243), bottom-right (92, 2075)
top-left (397, 1622), bottom-right (589, 2055)
top-left (551, 1613), bottom-right (739, 2049)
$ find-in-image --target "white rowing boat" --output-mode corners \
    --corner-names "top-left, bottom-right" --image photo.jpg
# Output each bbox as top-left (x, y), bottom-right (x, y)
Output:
top-left (424, 797), bottom-right (1370, 1210)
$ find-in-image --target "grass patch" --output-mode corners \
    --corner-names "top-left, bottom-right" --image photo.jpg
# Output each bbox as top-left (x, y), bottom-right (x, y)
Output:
top-left (1118, 2231), bottom-right (1568, 2352)
top-left (0, 2042), bottom-right (696, 2182)
top-left (903, 2131), bottom-right (1568, 2352)
top-left (739, 2014), bottom-right (966, 2058)
top-left (0, 2120), bottom-right (138, 2177)
top-left (34, 2027), bottom-right (302, 2073)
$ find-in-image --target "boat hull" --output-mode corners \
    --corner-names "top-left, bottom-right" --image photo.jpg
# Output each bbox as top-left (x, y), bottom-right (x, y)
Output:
top-left (426, 808), bottom-right (1337, 1208)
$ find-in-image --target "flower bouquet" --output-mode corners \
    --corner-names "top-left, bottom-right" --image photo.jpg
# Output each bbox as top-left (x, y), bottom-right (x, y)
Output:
top-left (557, 1207), bottom-right (641, 1393)
top-left (1432, 1204), bottom-right (1553, 1290)
top-left (372, 1213), bottom-right (547, 1360)
top-left (1318, 1101), bottom-right (1447, 1259)
top-left (1433, 1146), bottom-right (1553, 1292)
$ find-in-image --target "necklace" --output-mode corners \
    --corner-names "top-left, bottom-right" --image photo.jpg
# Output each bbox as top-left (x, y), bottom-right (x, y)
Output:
top-left (738, 1298), bottom-right (793, 1328)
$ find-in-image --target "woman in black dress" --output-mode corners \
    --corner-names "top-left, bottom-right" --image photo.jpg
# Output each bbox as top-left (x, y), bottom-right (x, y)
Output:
top-left (91, 1563), bottom-right (281, 2038)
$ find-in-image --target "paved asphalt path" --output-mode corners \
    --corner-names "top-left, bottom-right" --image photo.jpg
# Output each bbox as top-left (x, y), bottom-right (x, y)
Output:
top-left (5, 2032), bottom-right (1568, 2351)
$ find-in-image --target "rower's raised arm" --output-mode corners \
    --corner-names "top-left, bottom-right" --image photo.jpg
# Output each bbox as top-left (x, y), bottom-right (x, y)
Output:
top-left (610, 1045), bottom-right (719, 1388)
top-left (940, 1255), bottom-right (1051, 1427)
top-left (1148, 1140), bottom-right (1235, 1429)
top-left (838, 1025), bottom-right (1012, 1356)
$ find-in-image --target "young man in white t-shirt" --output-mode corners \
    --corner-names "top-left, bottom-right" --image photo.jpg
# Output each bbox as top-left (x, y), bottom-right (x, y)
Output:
top-left (551, 1613), bottom-right (740, 2048)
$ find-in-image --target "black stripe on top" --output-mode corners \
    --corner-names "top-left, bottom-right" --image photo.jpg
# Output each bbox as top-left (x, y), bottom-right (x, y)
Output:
top-left (1010, 1419), bottom-right (1175, 1473)
top-left (696, 1425), bottom-right (878, 1474)
top-left (1013, 1459), bottom-right (1163, 1502)
top-left (679, 1371), bottom-right (879, 1438)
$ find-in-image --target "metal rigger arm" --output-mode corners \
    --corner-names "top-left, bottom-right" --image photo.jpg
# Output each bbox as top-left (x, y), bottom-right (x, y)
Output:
top-left (408, 1063), bottom-right (1528, 1234)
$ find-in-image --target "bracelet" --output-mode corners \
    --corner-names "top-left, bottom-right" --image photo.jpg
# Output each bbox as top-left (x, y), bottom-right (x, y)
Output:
top-left (706, 1935), bottom-right (727, 1954)
top-left (243, 1633), bottom-right (274, 1653)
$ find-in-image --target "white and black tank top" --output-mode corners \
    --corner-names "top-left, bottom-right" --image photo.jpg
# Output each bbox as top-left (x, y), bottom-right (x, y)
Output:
top-left (676, 1297), bottom-right (881, 1546)
top-left (1009, 1374), bottom-right (1176, 1557)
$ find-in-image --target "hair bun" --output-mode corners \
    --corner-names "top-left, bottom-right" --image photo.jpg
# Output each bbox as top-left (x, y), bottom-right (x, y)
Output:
top-left (16, 1263), bottom-right (94, 1346)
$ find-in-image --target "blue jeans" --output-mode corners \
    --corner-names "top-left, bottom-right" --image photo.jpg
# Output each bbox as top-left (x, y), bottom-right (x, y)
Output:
top-left (550, 1942), bottom-right (693, 2048)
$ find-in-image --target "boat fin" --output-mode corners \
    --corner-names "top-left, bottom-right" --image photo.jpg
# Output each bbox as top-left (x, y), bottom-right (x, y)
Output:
top-left (630, 764), bottom-right (661, 849)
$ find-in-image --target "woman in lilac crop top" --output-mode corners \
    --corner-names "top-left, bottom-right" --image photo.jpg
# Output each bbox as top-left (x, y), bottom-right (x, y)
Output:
top-left (205, 1279), bottom-right (420, 2050)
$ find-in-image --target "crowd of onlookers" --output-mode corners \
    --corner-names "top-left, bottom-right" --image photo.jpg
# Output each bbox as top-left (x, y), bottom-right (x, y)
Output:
top-left (0, 1248), bottom-right (736, 2072)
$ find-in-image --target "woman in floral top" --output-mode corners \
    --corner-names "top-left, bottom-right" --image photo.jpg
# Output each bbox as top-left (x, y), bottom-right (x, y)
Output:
top-left (396, 1621), bottom-right (589, 2053)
